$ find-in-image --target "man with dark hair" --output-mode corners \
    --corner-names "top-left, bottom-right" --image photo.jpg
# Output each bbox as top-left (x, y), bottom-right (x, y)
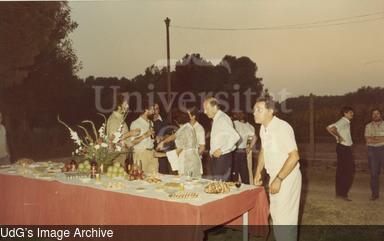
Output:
top-left (255, 96), bottom-right (277, 113)
top-left (253, 96), bottom-right (301, 241)
top-left (203, 97), bottom-right (239, 181)
top-left (365, 108), bottom-right (384, 201)
top-left (174, 110), bottom-right (190, 125)
top-left (326, 106), bottom-right (355, 201)
top-left (153, 103), bottom-right (166, 137)
top-left (130, 103), bottom-right (158, 174)
top-left (188, 108), bottom-right (206, 156)
top-left (153, 103), bottom-right (172, 174)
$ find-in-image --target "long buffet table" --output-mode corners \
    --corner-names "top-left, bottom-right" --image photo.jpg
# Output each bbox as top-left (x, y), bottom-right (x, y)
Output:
top-left (0, 163), bottom-right (269, 240)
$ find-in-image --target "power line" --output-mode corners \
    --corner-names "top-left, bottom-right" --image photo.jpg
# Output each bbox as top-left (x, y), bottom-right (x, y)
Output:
top-left (171, 11), bottom-right (384, 31)
top-left (281, 16), bottom-right (384, 30)
top-left (284, 11), bottom-right (384, 27)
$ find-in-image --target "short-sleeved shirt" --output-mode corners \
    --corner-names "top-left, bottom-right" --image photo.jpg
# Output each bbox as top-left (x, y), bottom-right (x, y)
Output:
top-left (259, 116), bottom-right (299, 175)
top-left (0, 124), bottom-right (8, 158)
top-left (106, 111), bottom-right (130, 145)
top-left (234, 120), bottom-right (255, 149)
top-left (192, 121), bottom-right (206, 146)
top-left (328, 117), bottom-right (353, 146)
top-left (365, 121), bottom-right (384, 147)
top-left (130, 116), bottom-right (154, 150)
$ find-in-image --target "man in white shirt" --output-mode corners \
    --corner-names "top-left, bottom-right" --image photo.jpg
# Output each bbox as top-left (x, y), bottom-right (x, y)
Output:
top-left (364, 108), bottom-right (384, 200)
top-left (232, 111), bottom-right (256, 184)
top-left (130, 103), bottom-right (158, 174)
top-left (0, 112), bottom-right (10, 165)
top-left (253, 96), bottom-right (301, 241)
top-left (326, 106), bottom-right (355, 201)
top-left (203, 97), bottom-right (240, 181)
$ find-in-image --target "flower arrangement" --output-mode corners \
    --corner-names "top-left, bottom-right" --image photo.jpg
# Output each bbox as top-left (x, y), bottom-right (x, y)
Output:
top-left (58, 113), bottom-right (129, 168)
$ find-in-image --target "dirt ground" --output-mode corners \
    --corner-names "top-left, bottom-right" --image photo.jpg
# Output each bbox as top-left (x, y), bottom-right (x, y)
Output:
top-left (300, 164), bottom-right (384, 225)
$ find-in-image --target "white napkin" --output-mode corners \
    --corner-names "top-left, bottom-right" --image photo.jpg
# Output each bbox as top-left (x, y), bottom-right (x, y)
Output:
top-left (166, 150), bottom-right (180, 171)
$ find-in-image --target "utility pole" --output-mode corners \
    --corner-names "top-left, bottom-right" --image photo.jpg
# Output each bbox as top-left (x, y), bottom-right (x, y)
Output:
top-left (309, 93), bottom-right (315, 166)
top-left (164, 17), bottom-right (172, 122)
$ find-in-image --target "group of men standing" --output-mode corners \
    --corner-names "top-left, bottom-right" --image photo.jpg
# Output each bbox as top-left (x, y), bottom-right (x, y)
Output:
top-left (106, 95), bottom-right (207, 176)
top-left (327, 106), bottom-right (384, 201)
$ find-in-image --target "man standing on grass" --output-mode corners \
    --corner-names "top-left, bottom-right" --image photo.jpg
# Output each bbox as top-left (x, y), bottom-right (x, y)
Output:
top-left (253, 96), bottom-right (301, 241)
top-left (326, 106), bottom-right (355, 201)
top-left (364, 108), bottom-right (384, 201)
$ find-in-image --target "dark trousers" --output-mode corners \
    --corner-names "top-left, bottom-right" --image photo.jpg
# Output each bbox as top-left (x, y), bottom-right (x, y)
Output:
top-left (158, 157), bottom-right (171, 174)
top-left (211, 152), bottom-right (233, 181)
top-left (233, 149), bottom-right (250, 184)
top-left (368, 146), bottom-right (384, 198)
top-left (335, 144), bottom-right (355, 197)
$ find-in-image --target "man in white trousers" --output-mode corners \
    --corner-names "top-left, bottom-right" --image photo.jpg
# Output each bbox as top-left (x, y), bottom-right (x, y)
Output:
top-left (253, 96), bottom-right (301, 241)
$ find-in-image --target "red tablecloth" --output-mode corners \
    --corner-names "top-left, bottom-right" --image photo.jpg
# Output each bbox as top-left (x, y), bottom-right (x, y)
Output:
top-left (0, 174), bottom-right (269, 240)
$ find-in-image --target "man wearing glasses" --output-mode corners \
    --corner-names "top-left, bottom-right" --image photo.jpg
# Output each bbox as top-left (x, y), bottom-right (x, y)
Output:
top-left (253, 96), bottom-right (301, 241)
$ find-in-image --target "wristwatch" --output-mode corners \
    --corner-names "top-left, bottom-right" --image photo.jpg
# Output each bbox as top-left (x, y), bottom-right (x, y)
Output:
top-left (276, 175), bottom-right (284, 181)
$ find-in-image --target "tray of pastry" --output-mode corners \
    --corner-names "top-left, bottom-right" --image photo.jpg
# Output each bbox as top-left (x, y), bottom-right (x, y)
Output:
top-left (169, 191), bottom-right (199, 199)
top-left (145, 176), bottom-right (162, 183)
top-left (204, 181), bottom-right (230, 194)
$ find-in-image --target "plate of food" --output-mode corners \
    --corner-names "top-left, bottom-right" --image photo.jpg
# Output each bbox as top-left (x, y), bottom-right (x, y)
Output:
top-left (0, 164), bottom-right (11, 169)
top-left (204, 181), bottom-right (230, 194)
top-left (164, 182), bottom-right (182, 188)
top-left (16, 158), bottom-right (34, 166)
top-left (145, 176), bottom-right (162, 184)
top-left (168, 191), bottom-right (199, 199)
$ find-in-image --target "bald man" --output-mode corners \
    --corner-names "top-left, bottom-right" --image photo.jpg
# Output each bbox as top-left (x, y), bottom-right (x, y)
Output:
top-left (203, 97), bottom-right (239, 181)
